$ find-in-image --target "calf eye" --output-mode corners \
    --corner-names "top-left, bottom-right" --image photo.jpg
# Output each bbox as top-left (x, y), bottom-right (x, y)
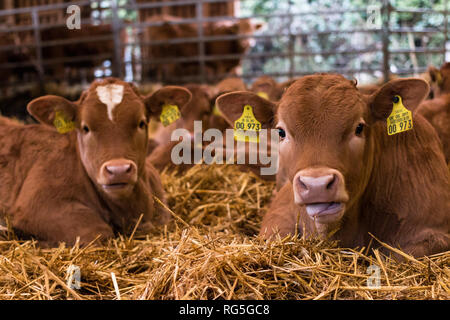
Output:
top-left (277, 127), bottom-right (286, 139)
top-left (139, 120), bottom-right (147, 129)
top-left (82, 125), bottom-right (90, 134)
top-left (355, 123), bottom-right (364, 136)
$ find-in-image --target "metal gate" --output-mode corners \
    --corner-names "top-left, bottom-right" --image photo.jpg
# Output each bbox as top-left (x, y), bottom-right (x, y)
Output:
top-left (0, 0), bottom-right (448, 94)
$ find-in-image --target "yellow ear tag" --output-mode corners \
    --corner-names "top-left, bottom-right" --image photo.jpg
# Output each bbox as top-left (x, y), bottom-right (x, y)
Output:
top-left (234, 104), bottom-right (261, 143)
top-left (160, 104), bottom-right (180, 127)
top-left (53, 110), bottom-right (75, 134)
top-left (212, 103), bottom-right (222, 116)
top-left (387, 95), bottom-right (413, 136)
top-left (436, 72), bottom-right (443, 86)
top-left (257, 91), bottom-right (269, 100)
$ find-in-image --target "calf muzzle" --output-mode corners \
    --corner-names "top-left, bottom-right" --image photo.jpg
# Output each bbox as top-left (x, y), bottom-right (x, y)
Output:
top-left (293, 167), bottom-right (348, 223)
top-left (99, 159), bottom-right (137, 193)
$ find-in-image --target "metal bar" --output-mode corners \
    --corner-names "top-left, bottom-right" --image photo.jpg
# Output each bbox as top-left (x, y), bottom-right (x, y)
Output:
top-left (0, 53), bottom-right (113, 69)
top-left (141, 68), bottom-right (386, 84)
top-left (136, 47), bottom-right (382, 65)
top-left (125, 0), bottom-right (438, 14)
top-left (2, 45), bottom-right (399, 69)
top-left (111, 0), bottom-right (123, 78)
top-left (127, 27), bottom-right (446, 47)
top-left (31, 9), bottom-right (44, 82)
top-left (381, 0), bottom-right (391, 82)
top-left (0, 21), bottom-right (443, 37)
top-left (444, 0), bottom-right (448, 62)
top-left (196, 0), bottom-right (206, 83)
top-left (389, 47), bottom-right (444, 54)
top-left (0, 35), bottom-right (115, 53)
top-left (287, 0), bottom-right (295, 79)
top-left (130, 13), bottom-right (375, 28)
top-left (120, 0), bottom-right (236, 11)
top-left (0, 18), bottom-right (104, 33)
top-left (122, 1), bottom-right (369, 15)
top-left (0, 0), bottom-right (92, 16)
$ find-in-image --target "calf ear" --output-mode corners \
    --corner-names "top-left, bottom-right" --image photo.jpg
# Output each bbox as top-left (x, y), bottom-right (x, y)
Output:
top-left (27, 95), bottom-right (77, 127)
top-left (428, 66), bottom-right (442, 86)
top-left (144, 86), bottom-right (192, 118)
top-left (216, 91), bottom-right (276, 127)
top-left (369, 78), bottom-right (429, 121)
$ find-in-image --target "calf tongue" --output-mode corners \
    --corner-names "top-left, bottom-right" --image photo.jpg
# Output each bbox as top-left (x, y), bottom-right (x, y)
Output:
top-left (305, 203), bottom-right (333, 216)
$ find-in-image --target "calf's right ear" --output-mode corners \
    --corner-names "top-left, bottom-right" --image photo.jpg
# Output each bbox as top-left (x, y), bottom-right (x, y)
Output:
top-left (216, 91), bottom-right (276, 128)
top-left (144, 86), bottom-right (192, 118)
top-left (369, 78), bottom-right (429, 121)
top-left (27, 95), bottom-right (77, 127)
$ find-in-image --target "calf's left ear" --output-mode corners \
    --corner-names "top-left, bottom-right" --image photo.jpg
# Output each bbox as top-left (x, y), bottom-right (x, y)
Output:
top-left (144, 86), bottom-right (192, 118)
top-left (27, 95), bottom-right (77, 127)
top-left (369, 78), bottom-right (429, 121)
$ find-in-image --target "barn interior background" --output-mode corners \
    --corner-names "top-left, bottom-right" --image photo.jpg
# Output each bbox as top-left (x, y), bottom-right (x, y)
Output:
top-left (0, 0), bottom-right (449, 119)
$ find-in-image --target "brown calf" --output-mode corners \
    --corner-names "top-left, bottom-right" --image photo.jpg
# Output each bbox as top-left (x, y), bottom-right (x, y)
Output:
top-left (0, 78), bottom-right (191, 247)
top-left (217, 74), bottom-right (450, 257)
top-left (148, 79), bottom-right (244, 171)
top-left (141, 15), bottom-right (261, 82)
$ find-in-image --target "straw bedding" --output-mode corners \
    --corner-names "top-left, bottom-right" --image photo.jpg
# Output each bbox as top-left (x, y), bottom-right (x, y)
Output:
top-left (0, 164), bottom-right (448, 300)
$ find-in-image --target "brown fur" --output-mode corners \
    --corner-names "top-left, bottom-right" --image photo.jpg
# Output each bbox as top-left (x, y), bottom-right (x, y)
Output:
top-left (428, 62), bottom-right (450, 98)
top-left (217, 74), bottom-right (450, 257)
top-left (251, 76), bottom-right (283, 101)
top-left (148, 79), bottom-right (244, 172)
top-left (141, 15), bottom-right (261, 82)
top-left (0, 78), bottom-right (191, 247)
top-left (416, 94), bottom-right (450, 162)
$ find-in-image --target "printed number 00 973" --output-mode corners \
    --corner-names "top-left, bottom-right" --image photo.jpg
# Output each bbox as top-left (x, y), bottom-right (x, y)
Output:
top-left (388, 120), bottom-right (411, 134)
top-left (235, 122), bottom-right (260, 130)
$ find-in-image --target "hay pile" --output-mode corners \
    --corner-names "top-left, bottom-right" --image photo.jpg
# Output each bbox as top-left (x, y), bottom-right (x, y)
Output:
top-left (0, 165), bottom-right (448, 300)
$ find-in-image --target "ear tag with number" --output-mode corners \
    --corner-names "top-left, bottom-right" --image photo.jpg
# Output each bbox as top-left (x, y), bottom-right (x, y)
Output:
top-left (234, 104), bottom-right (261, 143)
top-left (257, 91), bottom-right (269, 100)
top-left (53, 110), bottom-right (75, 134)
top-left (387, 95), bottom-right (413, 136)
top-left (160, 104), bottom-right (180, 127)
top-left (212, 103), bottom-right (222, 116)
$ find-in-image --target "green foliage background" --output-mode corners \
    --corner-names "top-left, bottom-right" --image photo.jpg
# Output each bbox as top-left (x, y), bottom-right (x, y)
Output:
top-left (238, 0), bottom-right (448, 83)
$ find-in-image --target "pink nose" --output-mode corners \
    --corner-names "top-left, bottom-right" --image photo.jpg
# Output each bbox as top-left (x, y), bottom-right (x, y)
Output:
top-left (106, 163), bottom-right (131, 175)
top-left (101, 159), bottom-right (137, 184)
top-left (293, 168), bottom-right (343, 204)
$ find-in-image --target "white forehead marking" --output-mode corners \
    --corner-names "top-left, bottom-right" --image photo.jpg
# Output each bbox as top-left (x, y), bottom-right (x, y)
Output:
top-left (96, 84), bottom-right (124, 122)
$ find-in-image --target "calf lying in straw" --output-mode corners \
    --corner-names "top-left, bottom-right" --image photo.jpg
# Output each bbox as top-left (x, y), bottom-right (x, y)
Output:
top-left (217, 74), bottom-right (450, 257)
top-left (0, 78), bottom-right (192, 247)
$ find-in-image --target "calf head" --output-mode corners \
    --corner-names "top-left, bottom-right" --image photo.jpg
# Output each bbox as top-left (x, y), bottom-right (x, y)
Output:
top-left (180, 84), bottom-right (216, 134)
top-left (217, 74), bottom-right (429, 228)
top-left (27, 78), bottom-right (190, 199)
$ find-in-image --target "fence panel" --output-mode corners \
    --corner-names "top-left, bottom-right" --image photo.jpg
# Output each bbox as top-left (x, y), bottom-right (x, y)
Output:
top-left (0, 0), bottom-right (448, 95)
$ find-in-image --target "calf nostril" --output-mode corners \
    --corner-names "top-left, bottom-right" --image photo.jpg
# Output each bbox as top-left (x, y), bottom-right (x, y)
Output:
top-left (125, 164), bottom-right (131, 173)
top-left (299, 178), bottom-right (308, 191)
top-left (326, 175), bottom-right (336, 190)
